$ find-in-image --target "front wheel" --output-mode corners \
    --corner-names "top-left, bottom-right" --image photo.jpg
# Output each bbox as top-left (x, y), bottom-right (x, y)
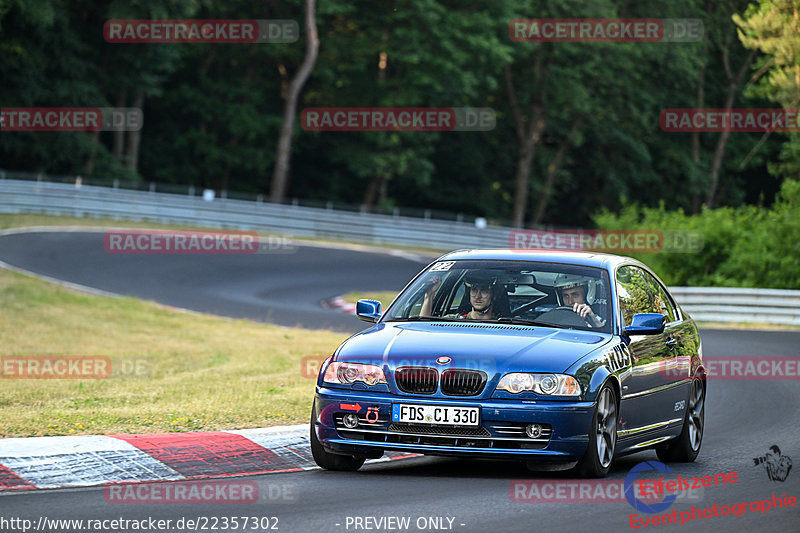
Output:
top-left (310, 406), bottom-right (366, 471)
top-left (657, 377), bottom-right (704, 463)
top-left (575, 384), bottom-right (617, 478)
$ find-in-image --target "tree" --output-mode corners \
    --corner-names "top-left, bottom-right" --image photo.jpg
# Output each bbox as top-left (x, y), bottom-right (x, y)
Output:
top-left (700, 0), bottom-right (757, 208)
top-left (270, 0), bottom-right (318, 202)
top-left (734, 0), bottom-right (800, 179)
top-left (294, 0), bottom-right (513, 212)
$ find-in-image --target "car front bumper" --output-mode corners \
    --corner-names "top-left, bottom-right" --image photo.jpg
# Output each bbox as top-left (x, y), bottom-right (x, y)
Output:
top-left (313, 386), bottom-right (595, 462)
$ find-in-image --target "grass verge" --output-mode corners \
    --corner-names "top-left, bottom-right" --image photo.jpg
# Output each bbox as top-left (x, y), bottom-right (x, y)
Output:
top-left (0, 267), bottom-right (348, 438)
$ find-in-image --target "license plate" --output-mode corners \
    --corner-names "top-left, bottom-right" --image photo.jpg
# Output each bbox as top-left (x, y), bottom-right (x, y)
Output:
top-left (392, 404), bottom-right (480, 426)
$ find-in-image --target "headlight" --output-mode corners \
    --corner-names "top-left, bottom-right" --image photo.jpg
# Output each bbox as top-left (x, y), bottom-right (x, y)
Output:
top-left (496, 373), bottom-right (581, 396)
top-left (323, 362), bottom-right (387, 386)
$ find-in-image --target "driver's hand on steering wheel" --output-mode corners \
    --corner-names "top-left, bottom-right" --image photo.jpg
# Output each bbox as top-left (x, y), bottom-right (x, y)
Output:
top-left (573, 303), bottom-right (602, 327)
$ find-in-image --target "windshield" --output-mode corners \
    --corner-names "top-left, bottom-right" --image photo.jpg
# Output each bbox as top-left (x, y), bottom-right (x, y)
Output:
top-left (385, 260), bottom-right (612, 333)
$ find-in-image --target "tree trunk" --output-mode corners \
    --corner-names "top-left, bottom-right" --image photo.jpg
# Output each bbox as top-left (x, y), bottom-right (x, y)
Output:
top-left (512, 142), bottom-right (536, 224)
top-left (124, 89), bottom-right (144, 171)
top-left (84, 129), bottom-right (100, 175)
top-left (704, 46), bottom-right (756, 208)
top-left (530, 115), bottom-right (583, 226)
top-left (691, 66), bottom-right (705, 165)
top-left (113, 87), bottom-right (126, 162)
top-left (270, 0), bottom-right (319, 203)
top-left (505, 54), bottom-right (545, 228)
top-left (690, 64), bottom-right (704, 213)
top-left (362, 175), bottom-right (387, 212)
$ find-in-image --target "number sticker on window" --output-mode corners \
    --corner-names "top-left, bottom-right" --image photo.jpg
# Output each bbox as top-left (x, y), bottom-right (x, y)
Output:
top-left (430, 261), bottom-right (456, 272)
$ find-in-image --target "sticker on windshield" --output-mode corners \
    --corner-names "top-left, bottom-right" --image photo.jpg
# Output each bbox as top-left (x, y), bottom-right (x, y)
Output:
top-left (430, 261), bottom-right (456, 272)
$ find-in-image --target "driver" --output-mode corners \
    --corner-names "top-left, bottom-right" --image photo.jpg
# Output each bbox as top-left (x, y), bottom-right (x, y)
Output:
top-left (420, 271), bottom-right (497, 320)
top-left (554, 274), bottom-right (606, 328)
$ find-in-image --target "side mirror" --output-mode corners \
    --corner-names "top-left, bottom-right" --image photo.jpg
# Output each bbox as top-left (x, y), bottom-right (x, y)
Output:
top-left (623, 313), bottom-right (665, 336)
top-left (356, 299), bottom-right (382, 323)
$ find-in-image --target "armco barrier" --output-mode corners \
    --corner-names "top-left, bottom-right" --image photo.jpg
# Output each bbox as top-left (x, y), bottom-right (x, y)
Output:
top-left (669, 287), bottom-right (800, 326)
top-left (0, 178), bottom-right (507, 250)
top-left (1, 177), bottom-right (798, 326)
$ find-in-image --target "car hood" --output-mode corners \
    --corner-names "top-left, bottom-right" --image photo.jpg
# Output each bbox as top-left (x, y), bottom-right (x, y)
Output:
top-left (336, 321), bottom-right (611, 375)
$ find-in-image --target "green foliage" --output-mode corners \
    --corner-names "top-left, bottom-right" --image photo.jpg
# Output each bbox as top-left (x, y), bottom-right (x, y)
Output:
top-left (0, 0), bottom-right (796, 231)
top-left (734, 0), bottom-right (800, 179)
top-left (594, 179), bottom-right (800, 288)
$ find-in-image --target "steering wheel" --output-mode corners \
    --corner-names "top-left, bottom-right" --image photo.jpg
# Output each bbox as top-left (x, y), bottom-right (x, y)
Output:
top-left (510, 299), bottom-right (547, 317)
top-left (536, 307), bottom-right (592, 328)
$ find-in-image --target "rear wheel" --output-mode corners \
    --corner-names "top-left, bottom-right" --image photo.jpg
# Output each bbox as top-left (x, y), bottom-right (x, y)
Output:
top-left (657, 377), bottom-right (704, 462)
top-left (575, 384), bottom-right (617, 478)
top-left (310, 406), bottom-right (366, 471)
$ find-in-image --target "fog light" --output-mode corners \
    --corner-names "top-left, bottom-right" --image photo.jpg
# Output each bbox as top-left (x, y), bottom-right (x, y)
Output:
top-left (525, 423), bottom-right (542, 438)
top-left (343, 413), bottom-right (359, 428)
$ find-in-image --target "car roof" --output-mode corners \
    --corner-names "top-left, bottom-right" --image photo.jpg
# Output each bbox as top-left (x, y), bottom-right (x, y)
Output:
top-left (436, 249), bottom-right (641, 271)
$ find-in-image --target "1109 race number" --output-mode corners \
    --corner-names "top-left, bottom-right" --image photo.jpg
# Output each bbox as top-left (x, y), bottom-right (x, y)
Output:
top-left (392, 404), bottom-right (479, 426)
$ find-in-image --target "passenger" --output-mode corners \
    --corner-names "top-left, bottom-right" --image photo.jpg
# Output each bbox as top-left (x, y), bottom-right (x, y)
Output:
top-left (420, 271), bottom-right (497, 320)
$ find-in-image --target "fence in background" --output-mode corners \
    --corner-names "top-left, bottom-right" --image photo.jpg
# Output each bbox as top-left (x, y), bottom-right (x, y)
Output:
top-left (0, 177), bottom-right (506, 250)
top-left (669, 287), bottom-right (800, 326)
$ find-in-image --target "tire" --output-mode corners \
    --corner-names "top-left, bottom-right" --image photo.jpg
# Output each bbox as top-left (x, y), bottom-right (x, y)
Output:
top-left (575, 383), bottom-right (618, 478)
top-left (310, 406), bottom-right (366, 471)
top-left (657, 377), bottom-right (704, 463)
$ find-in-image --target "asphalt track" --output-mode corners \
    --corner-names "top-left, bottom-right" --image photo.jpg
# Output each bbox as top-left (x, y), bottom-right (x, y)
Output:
top-left (0, 229), bottom-right (433, 333)
top-left (1, 230), bottom-right (800, 533)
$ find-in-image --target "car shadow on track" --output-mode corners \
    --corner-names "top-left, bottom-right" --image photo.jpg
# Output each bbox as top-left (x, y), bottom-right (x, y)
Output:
top-left (354, 453), bottom-right (659, 480)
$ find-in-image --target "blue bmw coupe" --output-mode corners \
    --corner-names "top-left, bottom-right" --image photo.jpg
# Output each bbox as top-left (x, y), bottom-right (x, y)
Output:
top-left (311, 250), bottom-right (705, 477)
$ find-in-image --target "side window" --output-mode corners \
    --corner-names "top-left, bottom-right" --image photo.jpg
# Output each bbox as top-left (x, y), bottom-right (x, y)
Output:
top-left (616, 266), bottom-right (658, 327)
top-left (641, 271), bottom-right (677, 323)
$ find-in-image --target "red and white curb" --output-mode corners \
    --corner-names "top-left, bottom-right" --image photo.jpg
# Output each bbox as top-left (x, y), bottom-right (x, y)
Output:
top-left (321, 296), bottom-right (356, 315)
top-left (0, 425), bottom-right (414, 491)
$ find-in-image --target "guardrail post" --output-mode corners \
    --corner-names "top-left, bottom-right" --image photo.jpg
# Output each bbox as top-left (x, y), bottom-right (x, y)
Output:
top-left (221, 190), bottom-right (227, 200)
top-left (424, 209), bottom-right (431, 220)
top-left (113, 179), bottom-right (119, 189)
top-left (257, 194), bottom-right (263, 203)
top-left (149, 182), bottom-right (156, 193)
top-left (188, 185), bottom-right (194, 196)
